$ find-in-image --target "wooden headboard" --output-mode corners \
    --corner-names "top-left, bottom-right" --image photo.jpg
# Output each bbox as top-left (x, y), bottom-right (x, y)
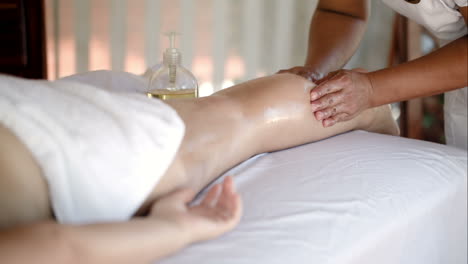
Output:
top-left (0, 0), bottom-right (47, 79)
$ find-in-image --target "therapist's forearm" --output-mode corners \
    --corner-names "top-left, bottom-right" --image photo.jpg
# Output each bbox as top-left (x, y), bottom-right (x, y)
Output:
top-left (368, 36), bottom-right (468, 107)
top-left (305, 0), bottom-right (369, 76)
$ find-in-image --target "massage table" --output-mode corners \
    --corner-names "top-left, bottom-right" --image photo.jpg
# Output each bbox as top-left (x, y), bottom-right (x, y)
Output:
top-left (158, 131), bottom-right (467, 264)
top-left (60, 71), bottom-right (467, 264)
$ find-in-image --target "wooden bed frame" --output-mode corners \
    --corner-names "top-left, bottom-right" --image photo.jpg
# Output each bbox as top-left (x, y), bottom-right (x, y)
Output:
top-left (0, 0), bottom-right (47, 79)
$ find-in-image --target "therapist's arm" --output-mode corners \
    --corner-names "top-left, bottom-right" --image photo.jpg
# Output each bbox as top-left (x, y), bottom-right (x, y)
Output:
top-left (367, 34), bottom-right (467, 106)
top-left (310, 6), bottom-right (468, 127)
top-left (278, 0), bottom-right (370, 81)
top-left (0, 177), bottom-right (241, 264)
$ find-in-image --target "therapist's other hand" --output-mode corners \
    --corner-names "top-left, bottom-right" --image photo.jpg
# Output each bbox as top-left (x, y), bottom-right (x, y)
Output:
top-left (150, 176), bottom-right (242, 243)
top-left (310, 69), bottom-right (374, 127)
top-left (277, 66), bottom-right (323, 83)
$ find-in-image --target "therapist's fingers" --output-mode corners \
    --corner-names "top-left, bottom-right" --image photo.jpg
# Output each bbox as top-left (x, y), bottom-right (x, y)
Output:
top-left (311, 69), bottom-right (374, 126)
top-left (352, 68), bottom-right (369, 73)
top-left (277, 66), bottom-right (322, 83)
top-left (315, 103), bottom-right (346, 121)
top-left (322, 113), bottom-right (350, 127)
top-left (315, 70), bottom-right (340, 85)
top-left (310, 71), bottom-right (349, 101)
top-left (277, 66), bottom-right (303, 74)
top-left (310, 92), bottom-right (344, 113)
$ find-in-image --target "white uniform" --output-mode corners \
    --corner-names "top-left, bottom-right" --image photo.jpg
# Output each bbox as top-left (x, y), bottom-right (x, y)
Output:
top-left (382, 0), bottom-right (467, 150)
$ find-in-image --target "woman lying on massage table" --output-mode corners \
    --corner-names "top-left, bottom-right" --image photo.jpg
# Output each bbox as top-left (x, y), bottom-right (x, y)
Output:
top-left (0, 73), bottom-right (399, 263)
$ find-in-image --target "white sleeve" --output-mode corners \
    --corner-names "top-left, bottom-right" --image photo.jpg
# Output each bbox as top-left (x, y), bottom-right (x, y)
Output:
top-left (454, 0), bottom-right (468, 7)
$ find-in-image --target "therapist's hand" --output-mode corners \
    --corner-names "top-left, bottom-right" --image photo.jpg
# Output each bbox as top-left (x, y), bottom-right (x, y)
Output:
top-left (149, 176), bottom-right (242, 243)
top-left (310, 69), bottom-right (374, 127)
top-left (277, 66), bottom-right (324, 83)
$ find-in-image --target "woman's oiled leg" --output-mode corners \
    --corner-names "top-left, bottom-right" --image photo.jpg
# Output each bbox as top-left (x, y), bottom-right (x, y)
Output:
top-left (141, 74), bottom-right (398, 213)
top-left (216, 73), bottom-right (398, 153)
top-left (147, 94), bottom-right (252, 198)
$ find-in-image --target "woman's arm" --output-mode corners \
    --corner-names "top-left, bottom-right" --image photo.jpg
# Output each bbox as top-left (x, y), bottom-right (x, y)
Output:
top-left (0, 219), bottom-right (189, 264)
top-left (0, 177), bottom-right (241, 264)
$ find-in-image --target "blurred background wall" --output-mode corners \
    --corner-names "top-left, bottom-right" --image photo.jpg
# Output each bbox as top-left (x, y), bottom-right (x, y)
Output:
top-left (45, 0), bottom-right (394, 96)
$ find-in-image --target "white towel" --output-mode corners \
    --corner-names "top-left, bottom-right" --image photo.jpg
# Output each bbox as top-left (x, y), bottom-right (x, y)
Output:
top-left (59, 70), bottom-right (149, 93)
top-left (0, 74), bottom-right (185, 224)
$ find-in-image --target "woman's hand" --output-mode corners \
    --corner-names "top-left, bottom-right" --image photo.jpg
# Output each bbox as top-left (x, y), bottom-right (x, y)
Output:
top-left (0, 178), bottom-right (241, 264)
top-left (310, 69), bottom-right (374, 127)
top-left (149, 176), bottom-right (242, 244)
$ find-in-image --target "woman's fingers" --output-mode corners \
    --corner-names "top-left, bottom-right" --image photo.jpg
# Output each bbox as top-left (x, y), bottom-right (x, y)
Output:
top-left (188, 177), bottom-right (241, 228)
top-left (149, 178), bottom-right (241, 243)
top-left (215, 177), bottom-right (235, 210)
top-left (214, 177), bottom-right (241, 221)
top-left (181, 177), bottom-right (242, 242)
top-left (200, 176), bottom-right (239, 217)
top-left (200, 184), bottom-right (221, 207)
top-left (217, 177), bottom-right (235, 208)
top-left (216, 194), bottom-right (241, 222)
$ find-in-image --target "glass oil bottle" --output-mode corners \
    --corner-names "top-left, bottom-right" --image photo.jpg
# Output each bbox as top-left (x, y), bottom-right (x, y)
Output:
top-left (147, 32), bottom-right (198, 100)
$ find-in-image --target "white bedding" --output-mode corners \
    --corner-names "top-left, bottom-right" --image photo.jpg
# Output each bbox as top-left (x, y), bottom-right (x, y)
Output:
top-left (157, 131), bottom-right (467, 264)
top-left (59, 71), bottom-right (467, 264)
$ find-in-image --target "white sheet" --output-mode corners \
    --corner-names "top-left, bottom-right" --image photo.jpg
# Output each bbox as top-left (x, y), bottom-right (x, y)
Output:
top-left (58, 71), bottom-right (466, 263)
top-left (157, 131), bottom-right (467, 264)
